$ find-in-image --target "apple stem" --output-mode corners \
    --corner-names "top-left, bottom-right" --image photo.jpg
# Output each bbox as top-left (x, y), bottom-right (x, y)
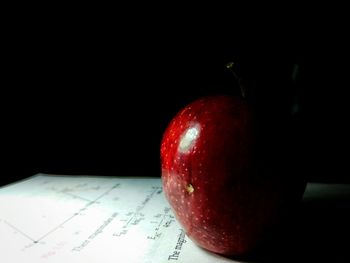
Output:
top-left (226, 62), bottom-right (246, 98)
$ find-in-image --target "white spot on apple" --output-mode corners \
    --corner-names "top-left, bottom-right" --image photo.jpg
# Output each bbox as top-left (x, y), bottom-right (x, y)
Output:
top-left (178, 124), bottom-right (200, 153)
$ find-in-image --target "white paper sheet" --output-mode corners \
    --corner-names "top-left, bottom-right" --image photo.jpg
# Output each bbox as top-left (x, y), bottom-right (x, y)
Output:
top-left (0, 174), bottom-right (237, 263)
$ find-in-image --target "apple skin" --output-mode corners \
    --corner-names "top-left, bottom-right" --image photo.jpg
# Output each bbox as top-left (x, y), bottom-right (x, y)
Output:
top-left (161, 95), bottom-right (305, 256)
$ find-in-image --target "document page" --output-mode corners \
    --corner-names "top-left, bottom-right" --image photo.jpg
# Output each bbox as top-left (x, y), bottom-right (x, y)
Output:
top-left (0, 174), bottom-right (236, 263)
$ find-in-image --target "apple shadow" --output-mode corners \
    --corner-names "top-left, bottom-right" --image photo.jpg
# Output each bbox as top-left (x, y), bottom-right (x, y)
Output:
top-left (235, 184), bottom-right (350, 263)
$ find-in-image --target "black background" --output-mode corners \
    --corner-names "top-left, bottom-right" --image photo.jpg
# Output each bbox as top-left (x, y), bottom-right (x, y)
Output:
top-left (1, 14), bottom-right (349, 186)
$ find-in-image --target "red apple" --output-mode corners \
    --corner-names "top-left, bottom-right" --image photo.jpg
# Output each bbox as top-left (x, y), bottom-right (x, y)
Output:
top-left (161, 95), bottom-right (305, 256)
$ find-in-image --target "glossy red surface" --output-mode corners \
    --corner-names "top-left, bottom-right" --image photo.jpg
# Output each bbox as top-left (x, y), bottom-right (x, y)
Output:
top-left (161, 95), bottom-right (295, 256)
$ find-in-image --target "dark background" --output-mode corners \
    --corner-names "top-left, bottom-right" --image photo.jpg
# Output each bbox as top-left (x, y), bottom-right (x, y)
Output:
top-left (1, 17), bottom-right (349, 187)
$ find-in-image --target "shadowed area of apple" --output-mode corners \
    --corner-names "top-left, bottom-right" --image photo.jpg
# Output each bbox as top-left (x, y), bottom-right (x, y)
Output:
top-left (225, 183), bottom-right (350, 263)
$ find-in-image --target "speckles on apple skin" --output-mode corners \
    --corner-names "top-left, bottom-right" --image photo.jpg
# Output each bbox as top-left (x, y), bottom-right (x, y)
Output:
top-left (161, 95), bottom-right (261, 256)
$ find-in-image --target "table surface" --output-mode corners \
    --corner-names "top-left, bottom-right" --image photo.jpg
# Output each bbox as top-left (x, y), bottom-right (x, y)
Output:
top-left (0, 174), bottom-right (349, 263)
